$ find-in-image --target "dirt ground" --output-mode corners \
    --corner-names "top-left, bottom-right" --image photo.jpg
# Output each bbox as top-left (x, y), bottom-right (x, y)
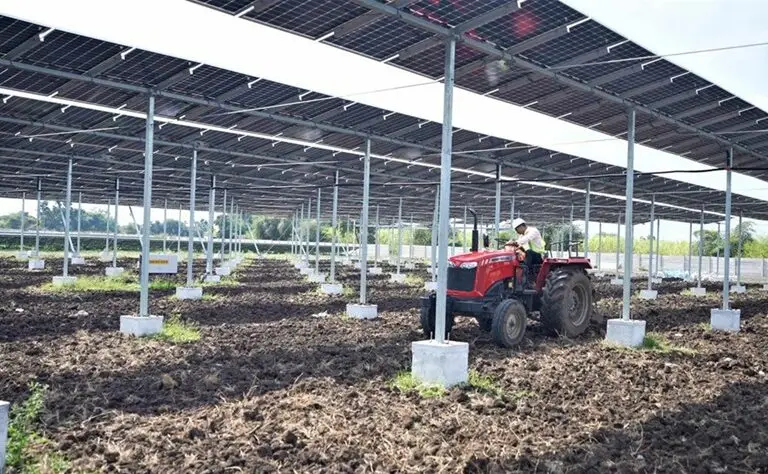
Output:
top-left (1, 255), bottom-right (767, 473)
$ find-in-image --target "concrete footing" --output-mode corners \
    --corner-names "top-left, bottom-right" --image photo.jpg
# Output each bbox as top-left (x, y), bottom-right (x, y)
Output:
top-left (639, 289), bottom-right (658, 300)
top-left (404, 262), bottom-right (416, 270)
top-left (605, 318), bottom-right (646, 347)
top-left (294, 261), bottom-right (309, 269)
top-left (299, 267), bottom-right (314, 275)
top-left (710, 308), bottom-right (741, 332)
top-left (689, 287), bottom-right (706, 296)
top-left (105, 267), bottom-right (124, 277)
top-left (99, 251), bottom-right (115, 262)
top-left (52, 276), bottom-right (77, 287)
top-left (28, 259), bottom-right (45, 271)
top-left (204, 274), bottom-right (221, 284)
top-left (15, 251), bottom-right (28, 260)
top-left (369, 267), bottom-right (383, 275)
top-left (71, 256), bottom-right (86, 265)
top-left (320, 283), bottom-right (343, 295)
top-left (424, 281), bottom-right (437, 291)
top-left (762, 284), bottom-right (768, 292)
top-left (346, 303), bottom-right (377, 320)
top-left (411, 340), bottom-right (469, 388)
top-left (176, 286), bottom-right (203, 300)
top-left (389, 273), bottom-right (407, 284)
top-left (308, 273), bottom-right (327, 283)
top-left (651, 277), bottom-right (663, 284)
top-left (610, 278), bottom-right (623, 286)
top-left (120, 315), bottom-right (164, 336)
top-left (215, 266), bottom-right (232, 276)
top-left (730, 285), bottom-right (747, 294)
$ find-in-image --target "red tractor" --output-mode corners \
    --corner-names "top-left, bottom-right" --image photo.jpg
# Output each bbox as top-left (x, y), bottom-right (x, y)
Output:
top-left (420, 209), bottom-right (599, 347)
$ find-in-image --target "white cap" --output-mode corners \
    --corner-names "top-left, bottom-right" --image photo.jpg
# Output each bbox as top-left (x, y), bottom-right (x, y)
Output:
top-left (512, 218), bottom-right (526, 229)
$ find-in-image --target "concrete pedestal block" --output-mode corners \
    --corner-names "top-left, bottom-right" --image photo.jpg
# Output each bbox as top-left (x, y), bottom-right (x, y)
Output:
top-left (28, 259), bottom-right (45, 271)
top-left (215, 266), bottom-right (232, 276)
top-left (404, 262), bottom-right (416, 270)
top-left (353, 262), bottom-right (362, 269)
top-left (610, 278), bottom-right (623, 286)
top-left (346, 303), bottom-right (378, 320)
top-left (605, 319), bottom-right (646, 347)
top-left (762, 284), bottom-right (768, 292)
top-left (411, 340), bottom-right (469, 388)
top-left (176, 286), bottom-right (203, 300)
top-left (308, 273), bottom-right (327, 283)
top-left (689, 287), bottom-right (706, 297)
top-left (99, 251), bottom-right (115, 262)
top-left (424, 281), bottom-right (437, 291)
top-left (204, 274), bottom-right (221, 284)
top-left (71, 256), bottom-right (86, 265)
top-left (427, 267), bottom-right (436, 276)
top-left (651, 277), bottom-right (663, 284)
top-left (299, 267), bottom-right (314, 275)
top-left (16, 251), bottom-right (29, 260)
top-left (105, 267), bottom-right (124, 277)
top-left (730, 285), bottom-right (747, 294)
top-left (595, 272), bottom-right (606, 278)
top-left (295, 261), bottom-right (309, 269)
top-left (120, 315), bottom-right (164, 337)
top-left (320, 283), bottom-right (343, 295)
top-left (369, 267), bottom-right (383, 275)
top-left (52, 276), bottom-right (77, 287)
top-left (710, 308), bottom-right (740, 332)
top-left (389, 273), bottom-right (407, 284)
top-left (639, 290), bottom-right (658, 300)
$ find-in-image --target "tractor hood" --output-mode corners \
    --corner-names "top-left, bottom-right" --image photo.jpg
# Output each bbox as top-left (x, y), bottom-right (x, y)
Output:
top-left (448, 249), bottom-right (516, 268)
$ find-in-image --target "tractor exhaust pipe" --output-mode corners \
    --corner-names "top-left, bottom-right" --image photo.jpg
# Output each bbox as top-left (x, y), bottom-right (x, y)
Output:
top-left (468, 208), bottom-right (479, 252)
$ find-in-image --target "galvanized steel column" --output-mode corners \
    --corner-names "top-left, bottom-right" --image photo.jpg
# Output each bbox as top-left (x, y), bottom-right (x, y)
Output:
top-left (35, 178), bottom-right (41, 257)
top-left (397, 197), bottom-right (403, 274)
top-left (220, 188), bottom-right (227, 262)
top-left (163, 199), bottom-right (168, 253)
top-left (177, 204), bottom-right (182, 254)
top-left (113, 178), bottom-right (120, 268)
top-left (186, 149), bottom-right (197, 286)
top-left (737, 210), bottom-right (743, 286)
top-left (462, 206), bottom-right (467, 253)
top-left (435, 38), bottom-right (456, 343)
top-left (584, 182), bottom-right (590, 258)
top-left (315, 188), bottom-right (321, 274)
top-left (19, 191), bottom-right (25, 254)
top-left (494, 163), bottom-right (501, 248)
top-left (62, 157), bottom-right (73, 278)
top-left (76, 191), bottom-right (82, 256)
top-left (359, 139), bottom-right (371, 305)
top-left (139, 95), bottom-right (155, 318)
top-left (723, 148), bottom-right (733, 309)
top-left (622, 108), bottom-right (636, 320)
top-left (330, 171), bottom-right (339, 283)
top-left (698, 207), bottom-right (704, 287)
top-left (206, 176), bottom-right (215, 275)
top-left (374, 205), bottom-right (380, 266)
top-left (648, 194), bottom-right (655, 290)
top-left (430, 188), bottom-right (438, 283)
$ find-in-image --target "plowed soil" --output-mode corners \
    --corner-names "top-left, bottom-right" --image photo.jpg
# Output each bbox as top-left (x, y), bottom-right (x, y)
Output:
top-left (1, 255), bottom-right (768, 473)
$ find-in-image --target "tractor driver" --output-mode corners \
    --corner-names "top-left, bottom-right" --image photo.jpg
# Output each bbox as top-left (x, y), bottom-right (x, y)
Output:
top-left (505, 218), bottom-right (545, 272)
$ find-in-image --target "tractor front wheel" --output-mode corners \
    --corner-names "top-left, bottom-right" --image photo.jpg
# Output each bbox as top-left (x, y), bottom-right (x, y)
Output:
top-left (491, 299), bottom-right (527, 348)
top-left (420, 297), bottom-right (454, 339)
top-left (540, 268), bottom-right (593, 337)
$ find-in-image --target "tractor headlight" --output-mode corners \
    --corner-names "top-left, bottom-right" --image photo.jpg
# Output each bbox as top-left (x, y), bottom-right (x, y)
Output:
top-left (459, 262), bottom-right (478, 269)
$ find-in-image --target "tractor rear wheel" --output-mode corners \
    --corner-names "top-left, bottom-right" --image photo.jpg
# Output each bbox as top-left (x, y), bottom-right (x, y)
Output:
top-left (491, 299), bottom-right (527, 347)
top-left (420, 297), bottom-right (454, 339)
top-left (540, 267), bottom-right (593, 337)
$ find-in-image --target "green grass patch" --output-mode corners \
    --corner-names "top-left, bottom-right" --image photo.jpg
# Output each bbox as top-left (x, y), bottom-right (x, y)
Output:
top-left (389, 371), bottom-right (446, 398)
top-left (695, 322), bottom-right (712, 332)
top-left (467, 371), bottom-right (504, 397)
top-left (40, 275), bottom-right (138, 293)
top-left (7, 382), bottom-right (71, 474)
top-left (605, 332), bottom-right (696, 355)
top-left (152, 316), bottom-right (201, 344)
top-left (405, 273), bottom-right (426, 287)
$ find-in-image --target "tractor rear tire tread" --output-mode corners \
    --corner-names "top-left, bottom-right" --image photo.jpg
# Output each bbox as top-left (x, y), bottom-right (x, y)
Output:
top-left (420, 299), bottom-right (454, 339)
top-left (540, 267), bottom-right (593, 338)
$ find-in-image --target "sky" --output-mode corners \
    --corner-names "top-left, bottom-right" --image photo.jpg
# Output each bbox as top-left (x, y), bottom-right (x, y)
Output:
top-left (0, 1), bottom-right (766, 240)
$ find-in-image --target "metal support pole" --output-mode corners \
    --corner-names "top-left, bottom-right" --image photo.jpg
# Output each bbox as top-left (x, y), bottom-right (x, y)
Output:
top-left (374, 205), bottom-right (380, 266)
top-left (177, 204), bottom-right (182, 253)
top-left (19, 191), bottom-right (25, 254)
top-left (569, 203), bottom-right (574, 245)
top-left (306, 198), bottom-right (311, 264)
top-left (76, 191), bottom-right (82, 255)
top-left (104, 199), bottom-right (110, 252)
top-left (597, 221), bottom-right (602, 268)
top-left (186, 149), bottom-right (197, 286)
top-left (434, 38), bottom-right (456, 343)
top-left (616, 213), bottom-right (621, 278)
top-left (206, 176), bottom-right (215, 275)
top-left (397, 197), bottom-right (403, 274)
top-left (113, 179), bottom-right (119, 268)
top-left (35, 178), bottom-right (41, 257)
top-left (139, 95), bottom-right (155, 318)
top-left (723, 148), bottom-right (733, 310)
top-left (62, 156), bottom-right (73, 277)
top-left (360, 139), bottom-right (371, 305)
top-left (648, 194), bottom-right (655, 290)
top-left (655, 219), bottom-right (661, 274)
top-left (315, 188), bottom-right (321, 274)
top-left (299, 203), bottom-right (304, 260)
top-left (584, 182), bottom-right (590, 258)
top-left (494, 163), bottom-right (501, 248)
top-left (698, 207), bottom-right (704, 287)
top-left (409, 213), bottom-right (414, 261)
top-left (330, 170), bottom-right (339, 283)
top-left (621, 109), bottom-right (636, 320)
top-left (430, 188), bottom-right (439, 282)
top-left (688, 221), bottom-right (693, 274)
top-left (737, 210), bottom-right (743, 286)
top-left (510, 197), bottom-right (515, 223)
top-left (229, 197), bottom-right (235, 256)
top-left (716, 222), bottom-right (721, 276)
top-left (163, 199), bottom-right (168, 253)
top-left (220, 188), bottom-right (227, 261)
